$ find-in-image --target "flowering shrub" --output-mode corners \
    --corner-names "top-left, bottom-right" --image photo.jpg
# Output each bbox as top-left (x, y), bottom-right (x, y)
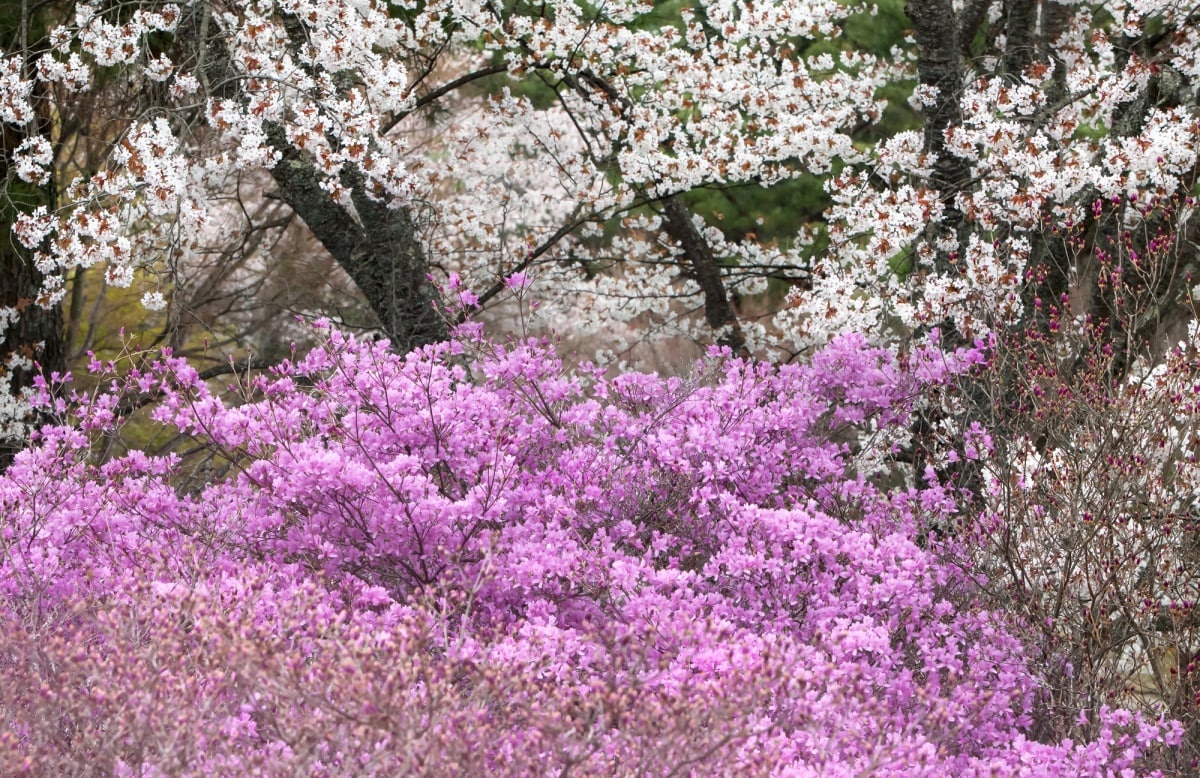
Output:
top-left (0, 327), bottom-right (1182, 774)
top-left (947, 205), bottom-right (1200, 767)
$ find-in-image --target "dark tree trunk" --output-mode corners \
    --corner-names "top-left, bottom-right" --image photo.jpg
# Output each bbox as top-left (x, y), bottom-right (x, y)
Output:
top-left (906, 0), bottom-right (972, 242)
top-left (265, 124), bottom-right (446, 353)
top-left (0, 231), bottom-right (64, 466)
top-left (0, 11), bottom-right (65, 467)
top-left (661, 194), bottom-right (747, 355)
top-left (1003, 0), bottom-right (1039, 77)
top-left (904, 0), bottom-right (983, 503)
top-left (1041, 0), bottom-right (1073, 101)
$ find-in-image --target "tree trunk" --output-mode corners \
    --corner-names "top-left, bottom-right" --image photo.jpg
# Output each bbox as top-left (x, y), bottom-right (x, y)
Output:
top-left (906, 0), bottom-right (971, 241)
top-left (1003, 0), bottom-right (1039, 77)
top-left (661, 194), bottom-right (748, 355)
top-left (265, 124), bottom-right (446, 353)
top-left (0, 230), bottom-right (64, 466)
top-left (0, 8), bottom-right (65, 467)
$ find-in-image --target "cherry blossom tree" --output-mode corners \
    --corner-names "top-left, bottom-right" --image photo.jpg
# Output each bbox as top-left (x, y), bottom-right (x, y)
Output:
top-left (0, 0), bottom-right (1193, 431)
top-left (804, 0), bottom-right (1200, 356)
top-left (0, 3), bottom-right (860, 417)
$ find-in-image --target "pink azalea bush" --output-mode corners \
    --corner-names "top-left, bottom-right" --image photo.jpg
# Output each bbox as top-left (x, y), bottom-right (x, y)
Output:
top-left (0, 325), bottom-right (1182, 775)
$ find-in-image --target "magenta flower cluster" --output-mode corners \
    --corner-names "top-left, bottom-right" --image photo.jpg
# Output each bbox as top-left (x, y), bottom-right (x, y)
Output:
top-left (0, 328), bottom-right (1180, 775)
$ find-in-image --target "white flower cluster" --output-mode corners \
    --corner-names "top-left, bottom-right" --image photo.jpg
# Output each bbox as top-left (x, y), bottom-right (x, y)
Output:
top-left (791, 2), bottom-right (1200, 347)
top-left (0, 57), bottom-right (33, 125)
top-left (13, 137), bottom-right (53, 186)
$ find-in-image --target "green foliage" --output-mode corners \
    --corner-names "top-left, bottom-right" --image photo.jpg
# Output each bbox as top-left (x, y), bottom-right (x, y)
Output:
top-left (684, 177), bottom-right (828, 251)
top-left (0, 179), bottom-right (48, 221)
